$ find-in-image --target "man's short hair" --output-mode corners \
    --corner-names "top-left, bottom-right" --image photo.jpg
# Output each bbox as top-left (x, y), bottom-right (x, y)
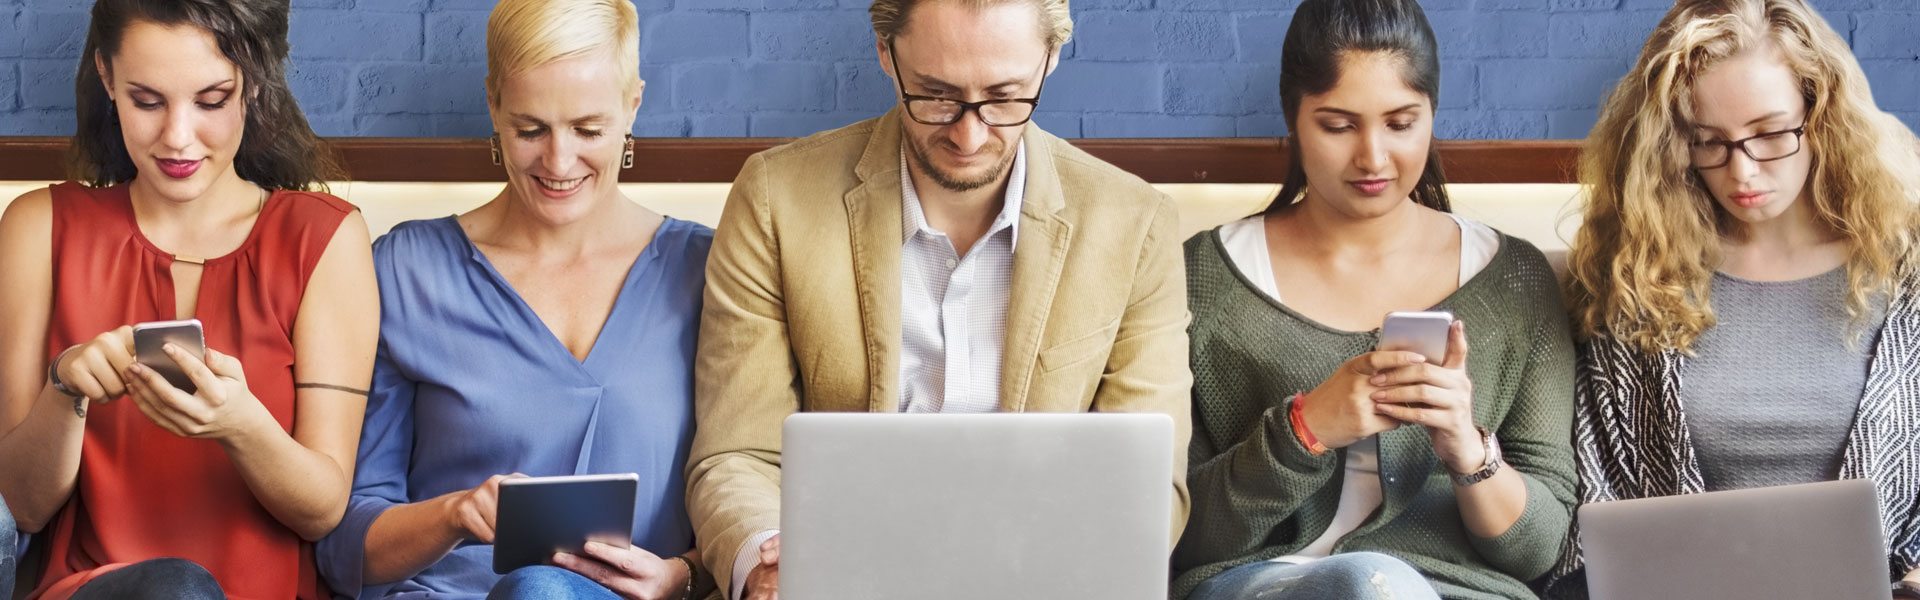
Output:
top-left (870, 0), bottom-right (1073, 49)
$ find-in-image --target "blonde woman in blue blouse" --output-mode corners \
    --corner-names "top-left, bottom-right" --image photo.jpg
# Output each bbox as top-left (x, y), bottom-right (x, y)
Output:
top-left (315, 1), bottom-right (714, 598)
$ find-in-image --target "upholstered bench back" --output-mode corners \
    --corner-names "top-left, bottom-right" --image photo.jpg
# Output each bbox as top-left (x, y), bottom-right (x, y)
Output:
top-left (0, 181), bottom-right (1585, 272)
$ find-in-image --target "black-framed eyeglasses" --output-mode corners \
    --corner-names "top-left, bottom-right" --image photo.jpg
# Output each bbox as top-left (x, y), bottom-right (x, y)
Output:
top-left (1689, 124), bottom-right (1807, 170)
top-left (889, 45), bottom-right (1050, 127)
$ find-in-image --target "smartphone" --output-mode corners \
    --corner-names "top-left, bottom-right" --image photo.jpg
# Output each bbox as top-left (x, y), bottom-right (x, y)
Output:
top-left (1379, 311), bottom-right (1453, 364)
top-left (132, 319), bottom-right (206, 394)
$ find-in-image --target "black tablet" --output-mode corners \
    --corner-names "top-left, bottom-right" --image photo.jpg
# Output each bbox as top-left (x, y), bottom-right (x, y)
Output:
top-left (492, 473), bottom-right (639, 574)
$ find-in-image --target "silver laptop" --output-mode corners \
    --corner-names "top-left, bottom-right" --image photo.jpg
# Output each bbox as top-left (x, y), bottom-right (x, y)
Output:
top-left (780, 413), bottom-right (1174, 600)
top-left (1580, 479), bottom-right (1891, 600)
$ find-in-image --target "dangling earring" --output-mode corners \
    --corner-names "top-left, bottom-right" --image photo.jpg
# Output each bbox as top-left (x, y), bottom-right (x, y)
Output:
top-left (622, 134), bottom-right (635, 170)
top-left (488, 134), bottom-right (502, 166)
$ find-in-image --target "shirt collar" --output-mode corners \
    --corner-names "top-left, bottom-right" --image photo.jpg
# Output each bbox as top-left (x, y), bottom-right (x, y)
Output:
top-left (899, 140), bottom-right (1026, 251)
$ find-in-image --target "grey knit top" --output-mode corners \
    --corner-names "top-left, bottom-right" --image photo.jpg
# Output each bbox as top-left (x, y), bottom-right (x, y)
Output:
top-left (1173, 228), bottom-right (1579, 600)
top-left (1683, 268), bottom-right (1886, 492)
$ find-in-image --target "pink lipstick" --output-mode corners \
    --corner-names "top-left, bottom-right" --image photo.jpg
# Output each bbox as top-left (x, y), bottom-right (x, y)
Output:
top-left (155, 159), bottom-right (201, 180)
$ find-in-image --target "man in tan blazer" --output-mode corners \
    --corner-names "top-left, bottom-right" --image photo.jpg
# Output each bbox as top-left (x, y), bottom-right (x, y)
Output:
top-left (689, 1), bottom-right (1191, 597)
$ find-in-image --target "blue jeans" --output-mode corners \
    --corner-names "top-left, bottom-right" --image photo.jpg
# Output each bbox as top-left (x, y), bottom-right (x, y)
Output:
top-left (69, 557), bottom-right (225, 600)
top-left (1, 492), bottom-right (15, 600)
top-left (1190, 552), bottom-right (1443, 600)
top-left (488, 566), bottom-right (620, 600)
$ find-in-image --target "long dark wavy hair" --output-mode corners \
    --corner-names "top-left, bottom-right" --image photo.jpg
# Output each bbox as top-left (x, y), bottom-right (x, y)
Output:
top-left (1268, 0), bottom-right (1450, 213)
top-left (72, 0), bottom-right (341, 191)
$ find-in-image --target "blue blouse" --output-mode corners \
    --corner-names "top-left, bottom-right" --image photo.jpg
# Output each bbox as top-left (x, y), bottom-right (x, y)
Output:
top-left (317, 216), bottom-right (712, 599)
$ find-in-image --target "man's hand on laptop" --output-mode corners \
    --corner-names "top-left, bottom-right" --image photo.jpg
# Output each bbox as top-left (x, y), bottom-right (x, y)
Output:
top-left (744, 534), bottom-right (781, 599)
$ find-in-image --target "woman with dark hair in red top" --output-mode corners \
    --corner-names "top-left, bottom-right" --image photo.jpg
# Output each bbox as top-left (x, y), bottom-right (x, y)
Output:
top-left (0, 1), bottom-right (378, 598)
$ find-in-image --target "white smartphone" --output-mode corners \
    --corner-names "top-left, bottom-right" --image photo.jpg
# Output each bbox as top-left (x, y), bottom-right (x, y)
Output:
top-left (1379, 311), bottom-right (1453, 363)
top-left (131, 319), bottom-right (206, 394)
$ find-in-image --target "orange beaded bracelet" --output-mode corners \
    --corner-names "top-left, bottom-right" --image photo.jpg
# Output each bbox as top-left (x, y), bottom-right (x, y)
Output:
top-left (1287, 392), bottom-right (1329, 456)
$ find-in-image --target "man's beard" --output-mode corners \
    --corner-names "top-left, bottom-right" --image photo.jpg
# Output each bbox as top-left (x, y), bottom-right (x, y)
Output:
top-left (906, 134), bottom-right (1016, 193)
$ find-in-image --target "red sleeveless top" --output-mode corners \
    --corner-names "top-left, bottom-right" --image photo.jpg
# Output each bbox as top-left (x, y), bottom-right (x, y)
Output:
top-left (31, 182), bottom-right (354, 600)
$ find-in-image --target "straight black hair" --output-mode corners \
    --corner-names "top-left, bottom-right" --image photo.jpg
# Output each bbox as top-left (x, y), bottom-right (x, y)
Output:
top-left (1268, 0), bottom-right (1450, 213)
top-left (73, 0), bottom-right (341, 190)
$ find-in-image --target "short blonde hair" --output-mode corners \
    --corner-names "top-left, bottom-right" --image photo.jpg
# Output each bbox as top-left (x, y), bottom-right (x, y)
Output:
top-left (485, 0), bottom-right (641, 103)
top-left (1564, 0), bottom-right (1920, 353)
top-left (870, 0), bottom-right (1072, 49)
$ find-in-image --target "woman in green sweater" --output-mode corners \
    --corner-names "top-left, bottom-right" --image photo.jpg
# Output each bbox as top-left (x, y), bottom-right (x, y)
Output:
top-left (1170, 1), bottom-right (1577, 599)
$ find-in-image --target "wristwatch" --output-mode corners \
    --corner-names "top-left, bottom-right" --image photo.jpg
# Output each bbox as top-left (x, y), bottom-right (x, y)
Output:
top-left (1450, 426), bottom-right (1503, 487)
top-left (1893, 580), bottom-right (1920, 600)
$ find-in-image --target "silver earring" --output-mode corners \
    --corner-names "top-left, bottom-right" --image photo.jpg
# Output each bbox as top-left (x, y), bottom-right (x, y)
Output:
top-left (489, 134), bottom-right (502, 166)
top-left (622, 134), bottom-right (635, 170)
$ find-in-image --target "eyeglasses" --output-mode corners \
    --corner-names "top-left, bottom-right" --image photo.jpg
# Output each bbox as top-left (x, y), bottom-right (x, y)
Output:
top-left (1689, 124), bottom-right (1807, 170)
top-left (888, 45), bottom-right (1050, 127)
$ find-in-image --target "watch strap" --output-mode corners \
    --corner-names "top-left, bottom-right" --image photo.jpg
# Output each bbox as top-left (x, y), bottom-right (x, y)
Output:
top-left (1450, 426), bottom-right (1502, 487)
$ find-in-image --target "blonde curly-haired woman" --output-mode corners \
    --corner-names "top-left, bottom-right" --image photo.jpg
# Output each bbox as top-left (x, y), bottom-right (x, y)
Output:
top-left (1548, 0), bottom-right (1920, 597)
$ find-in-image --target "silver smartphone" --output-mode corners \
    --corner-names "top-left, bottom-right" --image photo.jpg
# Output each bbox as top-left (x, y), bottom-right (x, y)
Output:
top-left (131, 319), bottom-right (206, 394)
top-left (1379, 311), bottom-right (1453, 363)
top-left (493, 473), bottom-right (639, 574)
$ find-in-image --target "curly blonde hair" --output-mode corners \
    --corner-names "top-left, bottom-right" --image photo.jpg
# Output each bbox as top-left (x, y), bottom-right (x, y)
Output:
top-left (1564, 0), bottom-right (1920, 354)
top-left (870, 0), bottom-right (1072, 49)
top-left (485, 0), bottom-right (641, 103)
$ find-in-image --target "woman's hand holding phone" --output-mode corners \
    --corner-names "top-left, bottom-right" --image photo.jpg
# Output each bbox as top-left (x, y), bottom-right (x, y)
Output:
top-left (120, 344), bottom-right (276, 443)
top-left (1369, 321), bottom-right (1485, 473)
top-left (53, 326), bottom-right (137, 404)
top-left (1296, 350), bottom-right (1430, 449)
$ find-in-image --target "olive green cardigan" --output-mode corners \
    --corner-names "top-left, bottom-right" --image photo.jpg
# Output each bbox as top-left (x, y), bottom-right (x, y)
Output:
top-left (1171, 228), bottom-right (1578, 600)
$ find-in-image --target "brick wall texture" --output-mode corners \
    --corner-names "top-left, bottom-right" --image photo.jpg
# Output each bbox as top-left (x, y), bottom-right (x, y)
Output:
top-left (0, 0), bottom-right (1915, 139)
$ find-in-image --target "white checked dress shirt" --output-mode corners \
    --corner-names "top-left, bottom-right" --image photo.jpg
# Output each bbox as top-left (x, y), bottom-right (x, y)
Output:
top-left (896, 142), bottom-right (1026, 413)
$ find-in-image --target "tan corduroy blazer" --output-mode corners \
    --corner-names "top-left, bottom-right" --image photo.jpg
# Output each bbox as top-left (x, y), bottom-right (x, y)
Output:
top-left (686, 109), bottom-right (1193, 592)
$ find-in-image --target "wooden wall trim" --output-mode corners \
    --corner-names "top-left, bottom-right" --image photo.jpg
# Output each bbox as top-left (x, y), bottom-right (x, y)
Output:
top-left (0, 137), bottom-right (1581, 184)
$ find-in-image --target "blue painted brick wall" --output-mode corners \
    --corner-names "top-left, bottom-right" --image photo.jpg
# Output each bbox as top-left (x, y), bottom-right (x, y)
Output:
top-left (0, 0), bottom-right (1916, 138)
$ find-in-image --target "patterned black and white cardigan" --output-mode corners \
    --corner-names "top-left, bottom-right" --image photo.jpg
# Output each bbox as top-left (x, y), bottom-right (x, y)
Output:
top-left (1544, 267), bottom-right (1920, 597)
